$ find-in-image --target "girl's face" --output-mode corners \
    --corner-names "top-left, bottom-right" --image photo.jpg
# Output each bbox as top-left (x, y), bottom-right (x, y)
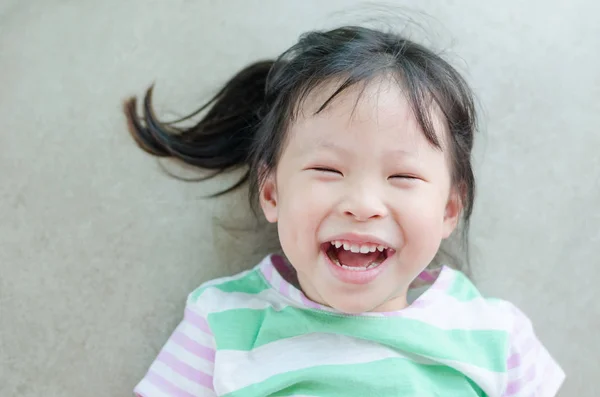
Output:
top-left (260, 79), bottom-right (461, 314)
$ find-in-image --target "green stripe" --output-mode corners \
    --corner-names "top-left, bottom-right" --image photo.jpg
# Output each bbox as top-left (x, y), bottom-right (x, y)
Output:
top-left (223, 357), bottom-right (486, 397)
top-left (189, 269), bottom-right (269, 303)
top-left (209, 307), bottom-right (508, 372)
top-left (446, 272), bottom-right (481, 301)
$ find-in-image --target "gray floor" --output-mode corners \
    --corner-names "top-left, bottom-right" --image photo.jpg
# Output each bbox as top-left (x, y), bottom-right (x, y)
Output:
top-left (1, 0), bottom-right (598, 395)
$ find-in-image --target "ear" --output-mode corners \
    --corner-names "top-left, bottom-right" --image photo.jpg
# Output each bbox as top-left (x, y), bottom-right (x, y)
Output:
top-left (259, 172), bottom-right (278, 223)
top-left (442, 186), bottom-right (463, 239)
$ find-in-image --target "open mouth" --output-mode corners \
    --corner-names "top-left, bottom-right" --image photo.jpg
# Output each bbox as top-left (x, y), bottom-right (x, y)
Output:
top-left (324, 240), bottom-right (392, 271)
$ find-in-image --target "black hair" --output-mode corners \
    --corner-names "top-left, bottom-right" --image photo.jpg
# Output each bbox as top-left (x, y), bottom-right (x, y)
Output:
top-left (123, 26), bottom-right (477, 269)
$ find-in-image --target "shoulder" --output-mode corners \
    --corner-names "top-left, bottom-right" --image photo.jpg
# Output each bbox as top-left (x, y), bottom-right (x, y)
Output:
top-left (437, 268), bottom-right (565, 396)
top-left (436, 268), bottom-right (547, 341)
top-left (495, 301), bottom-right (565, 396)
top-left (437, 267), bottom-right (521, 326)
top-left (438, 268), bottom-right (547, 339)
top-left (185, 255), bottom-right (275, 314)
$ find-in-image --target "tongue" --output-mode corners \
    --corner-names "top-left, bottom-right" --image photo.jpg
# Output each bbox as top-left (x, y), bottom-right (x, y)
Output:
top-left (336, 249), bottom-right (381, 267)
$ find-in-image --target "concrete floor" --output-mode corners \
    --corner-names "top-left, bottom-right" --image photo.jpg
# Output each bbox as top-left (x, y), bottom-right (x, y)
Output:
top-left (1, 0), bottom-right (598, 395)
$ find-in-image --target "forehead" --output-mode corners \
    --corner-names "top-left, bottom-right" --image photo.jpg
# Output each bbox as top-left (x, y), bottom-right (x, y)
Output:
top-left (288, 77), bottom-right (448, 154)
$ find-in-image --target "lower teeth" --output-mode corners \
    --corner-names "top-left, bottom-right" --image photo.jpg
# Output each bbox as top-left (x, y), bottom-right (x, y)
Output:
top-left (334, 259), bottom-right (381, 271)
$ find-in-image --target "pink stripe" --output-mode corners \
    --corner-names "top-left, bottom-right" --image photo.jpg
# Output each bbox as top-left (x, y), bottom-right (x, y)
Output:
top-left (262, 262), bottom-right (274, 283)
top-left (506, 353), bottom-right (521, 369)
top-left (184, 308), bottom-right (212, 335)
top-left (299, 292), bottom-right (322, 309)
top-left (145, 371), bottom-right (198, 397)
top-left (279, 280), bottom-right (290, 297)
top-left (171, 331), bottom-right (216, 362)
top-left (157, 351), bottom-right (213, 389)
top-left (504, 362), bottom-right (536, 396)
top-left (504, 379), bottom-right (520, 396)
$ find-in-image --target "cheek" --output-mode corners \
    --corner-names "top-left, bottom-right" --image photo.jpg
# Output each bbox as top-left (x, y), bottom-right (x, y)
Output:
top-left (395, 189), bottom-right (447, 238)
top-left (279, 172), bottom-right (333, 214)
top-left (277, 177), bottom-right (332, 243)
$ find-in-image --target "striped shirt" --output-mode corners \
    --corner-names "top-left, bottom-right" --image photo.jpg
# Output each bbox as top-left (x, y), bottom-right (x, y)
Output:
top-left (134, 254), bottom-right (564, 397)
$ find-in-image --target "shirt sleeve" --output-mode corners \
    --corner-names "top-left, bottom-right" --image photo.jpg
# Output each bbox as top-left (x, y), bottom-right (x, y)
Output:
top-left (501, 303), bottom-right (565, 397)
top-left (134, 298), bottom-right (217, 397)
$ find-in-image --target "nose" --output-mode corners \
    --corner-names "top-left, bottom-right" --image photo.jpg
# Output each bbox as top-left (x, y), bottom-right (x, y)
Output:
top-left (339, 184), bottom-right (388, 222)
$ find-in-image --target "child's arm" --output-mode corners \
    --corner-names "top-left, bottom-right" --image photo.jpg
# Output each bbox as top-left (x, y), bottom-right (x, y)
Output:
top-left (134, 301), bottom-right (217, 396)
top-left (501, 304), bottom-right (565, 397)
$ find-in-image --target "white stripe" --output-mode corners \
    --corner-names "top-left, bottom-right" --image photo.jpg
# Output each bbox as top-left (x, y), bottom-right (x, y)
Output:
top-left (196, 285), bottom-right (517, 332)
top-left (196, 287), bottom-right (290, 314)
top-left (134, 379), bottom-right (171, 397)
top-left (398, 296), bottom-right (516, 331)
top-left (150, 361), bottom-right (207, 396)
top-left (214, 332), bottom-right (457, 394)
top-left (178, 319), bottom-right (215, 347)
top-left (162, 340), bottom-right (214, 374)
top-left (287, 286), bottom-right (305, 304)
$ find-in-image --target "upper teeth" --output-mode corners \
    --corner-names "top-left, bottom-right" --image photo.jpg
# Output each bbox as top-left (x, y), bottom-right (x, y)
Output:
top-left (330, 240), bottom-right (386, 253)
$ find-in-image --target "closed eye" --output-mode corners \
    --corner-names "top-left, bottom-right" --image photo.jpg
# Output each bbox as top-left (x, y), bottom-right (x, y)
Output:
top-left (310, 167), bottom-right (343, 176)
top-left (389, 174), bottom-right (420, 180)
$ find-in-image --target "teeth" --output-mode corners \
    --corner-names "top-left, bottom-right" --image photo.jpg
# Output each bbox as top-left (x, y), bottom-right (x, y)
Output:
top-left (332, 257), bottom-right (383, 271)
top-left (366, 262), bottom-right (379, 269)
top-left (340, 263), bottom-right (365, 271)
top-left (329, 240), bottom-right (389, 253)
top-left (359, 245), bottom-right (370, 254)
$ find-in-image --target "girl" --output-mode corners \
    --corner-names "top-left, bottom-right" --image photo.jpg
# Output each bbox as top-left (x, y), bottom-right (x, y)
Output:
top-left (124, 26), bottom-right (564, 396)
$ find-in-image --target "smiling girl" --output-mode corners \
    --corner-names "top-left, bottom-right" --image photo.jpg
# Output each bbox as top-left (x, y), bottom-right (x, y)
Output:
top-left (125, 26), bottom-right (564, 396)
